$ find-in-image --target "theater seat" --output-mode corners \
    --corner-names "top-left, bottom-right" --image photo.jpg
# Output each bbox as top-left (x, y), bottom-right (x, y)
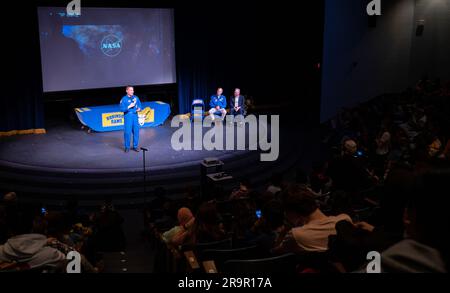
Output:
top-left (201, 245), bottom-right (263, 272)
top-left (224, 253), bottom-right (297, 273)
top-left (180, 238), bottom-right (233, 255)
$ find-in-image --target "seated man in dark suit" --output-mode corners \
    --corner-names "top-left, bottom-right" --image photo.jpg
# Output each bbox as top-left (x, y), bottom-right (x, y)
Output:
top-left (229, 88), bottom-right (245, 116)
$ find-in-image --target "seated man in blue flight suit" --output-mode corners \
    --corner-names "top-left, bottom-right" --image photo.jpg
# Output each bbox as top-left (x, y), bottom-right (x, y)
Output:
top-left (208, 87), bottom-right (227, 121)
top-left (120, 85), bottom-right (142, 153)
top-left (229, 88), bottom-right (245, 116)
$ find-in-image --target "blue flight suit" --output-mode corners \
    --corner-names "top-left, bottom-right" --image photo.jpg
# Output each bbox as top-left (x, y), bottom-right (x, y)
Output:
top-left (208, 94), bottom-right (227, 119)
top-left (209, 95), bottom-right (227, 109)
top-left (120, 95), bottom-right (142, 150)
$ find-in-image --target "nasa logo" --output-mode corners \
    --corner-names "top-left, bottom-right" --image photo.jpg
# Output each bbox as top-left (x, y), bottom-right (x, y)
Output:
top-left (100, 34), bottom-right (122, 57)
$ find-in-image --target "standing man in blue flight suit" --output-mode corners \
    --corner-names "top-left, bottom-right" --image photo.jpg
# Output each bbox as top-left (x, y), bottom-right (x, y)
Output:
top-left (120, 85), bottom-right (142, 153)
top-left (208, 87), bottom-right (227, 121)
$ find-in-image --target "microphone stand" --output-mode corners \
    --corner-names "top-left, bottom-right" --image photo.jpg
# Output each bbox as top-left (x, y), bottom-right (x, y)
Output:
top-left (141, 147), bottom-right (149, 196)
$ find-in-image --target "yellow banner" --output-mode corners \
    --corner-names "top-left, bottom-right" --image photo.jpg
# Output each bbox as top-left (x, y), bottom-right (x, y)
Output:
top-left (102, 112), bottom-right (124, 127)
top-left (101, 107), bottom-right (154, 127)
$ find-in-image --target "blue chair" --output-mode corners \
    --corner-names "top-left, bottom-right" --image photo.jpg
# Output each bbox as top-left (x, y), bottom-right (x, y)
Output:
top-left (191, 99), bottom-right (205, 121)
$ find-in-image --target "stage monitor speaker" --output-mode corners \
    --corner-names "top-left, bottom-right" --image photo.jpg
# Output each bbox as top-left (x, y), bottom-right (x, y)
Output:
top-left (203, 157), bottom-right (221, 165)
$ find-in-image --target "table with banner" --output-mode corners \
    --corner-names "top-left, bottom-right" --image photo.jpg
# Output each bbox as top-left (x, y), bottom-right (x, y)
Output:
top-left (74, 101), bottom-right (171, 132)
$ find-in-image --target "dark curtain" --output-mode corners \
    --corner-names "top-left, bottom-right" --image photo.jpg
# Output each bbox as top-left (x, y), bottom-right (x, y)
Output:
top-left (174, 4), bottom-right (251, 115)
top-left (174, 8), bottom-right (210, 115)
top-left (1, 5), bottom-right (44, 132)
top-left (173, 2), bottom-right (324, 118)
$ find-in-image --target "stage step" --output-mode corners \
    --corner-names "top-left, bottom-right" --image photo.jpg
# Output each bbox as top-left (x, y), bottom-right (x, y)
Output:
top-left (0, 122), bottom-right (310, 202)
top-left (0, 141), bottom-right (300, 201)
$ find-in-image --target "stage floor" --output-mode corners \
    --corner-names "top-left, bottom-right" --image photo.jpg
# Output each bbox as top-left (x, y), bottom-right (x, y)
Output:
top-left (0, 120), bottom-right (250, 172)
top-left (0, 118), bottom-right (311, 197)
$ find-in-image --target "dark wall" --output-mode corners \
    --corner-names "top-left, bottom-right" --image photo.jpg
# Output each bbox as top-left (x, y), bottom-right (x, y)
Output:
top-left (321, 0), bottom-right (415, 122)
top-left (409, 0), bottom-right (450, 84)
top-left (321, 0), bottom-right (450, 123)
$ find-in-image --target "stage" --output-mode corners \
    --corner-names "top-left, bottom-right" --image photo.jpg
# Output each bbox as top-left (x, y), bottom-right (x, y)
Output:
top-left (0, 121), bottom-right (249, 172)
top-left (0, 118), bottom-right (310, 199)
